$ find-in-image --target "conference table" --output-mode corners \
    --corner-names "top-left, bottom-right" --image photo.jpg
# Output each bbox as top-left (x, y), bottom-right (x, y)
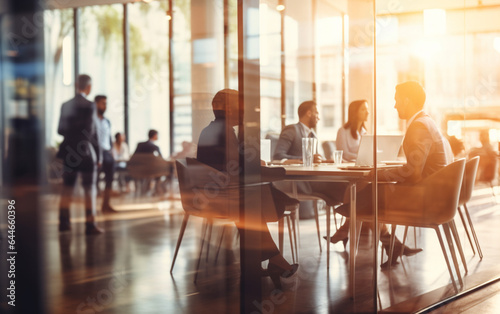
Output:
top-left (263, 162), bottom-right (376, 299)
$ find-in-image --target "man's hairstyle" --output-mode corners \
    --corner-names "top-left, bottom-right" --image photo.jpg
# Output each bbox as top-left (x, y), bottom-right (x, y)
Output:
top-left (77, 74), bottom-right (92, 91)
top-left (395, 81), bottom-right (426, 110)
top-left (212, 89), bottom-right (238, 119)
top-left (115, 132), bottom-right (122, 141)
top-left (148, 129), bottom-right (158, 139)
top-left (298, 101), bottom-right (316, 118)
top-left (94, 95), bottom-right (107, 103)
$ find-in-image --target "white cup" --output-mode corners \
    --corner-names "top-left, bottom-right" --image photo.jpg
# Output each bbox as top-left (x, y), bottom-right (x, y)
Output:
top-left (302, 138), bottom-right (317, 167)
top-left (333, 150), bottom-right (343, 164)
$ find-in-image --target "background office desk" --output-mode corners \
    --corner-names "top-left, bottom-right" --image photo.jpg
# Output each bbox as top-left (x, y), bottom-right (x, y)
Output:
top-left (263, 163), bottom-right (371, 299)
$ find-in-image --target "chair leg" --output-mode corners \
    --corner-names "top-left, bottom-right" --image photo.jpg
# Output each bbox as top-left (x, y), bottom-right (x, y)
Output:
top-left (401, 226), bottom-right (409, 260)
top-left (278, 215), bottom-right (284, 254)
top-left (355, 221), bottom-right (363, 256)
top-left (286, 214), bottom-right (296, 264)
top-left (464, 204), bottom-right (483, 259)
top-left (333, 206), bottom-right (338, 231)
top-left (290, 209), bottom-right (299, 262)
top-left (449, 220), bottom-right (468, 273)
top-left (214, 224), bottom-right (227, 265)
top-left (442, 223), bottom-right (464, 287)
top-left (205, 220), bottom-right (213, 262)
top-left (434, 226), bottom-right (459, 291)
top-left (314, 202), bottom-right (322, 253)
top-left (457, 206), bottom-right (475, 255)
top-left (170, 213), bottom-right (190, 273)
top-left (194, 219), bottom-right (210, 283)
top-left (387, 224), bottom-right (397, 268)
top-left (326, 205), bottom-right (331, 269)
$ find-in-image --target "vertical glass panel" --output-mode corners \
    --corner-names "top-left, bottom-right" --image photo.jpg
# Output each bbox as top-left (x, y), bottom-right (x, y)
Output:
top-left (259, 0), bottom-right (282, 136)
top-left (128, 1), bottom-right (169, 155)
top-left (79, 4), bottom-right (125, 146)
top-left (172, 0), bottom-right (192, 152)
top-left (44, 9), bottom-right (74, 149)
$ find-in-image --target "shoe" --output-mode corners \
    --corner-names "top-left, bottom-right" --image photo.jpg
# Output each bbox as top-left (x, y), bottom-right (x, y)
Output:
top-left (381, 242), bottom-right (423, 268)
top-left (85, 223), bottom-right (104, 235)
top-left (267, 262), bottom-right (299, 289)
top-left (101, 204), bottom-right (118, 213)
top-left (323, 235), bottom-right (348, 249)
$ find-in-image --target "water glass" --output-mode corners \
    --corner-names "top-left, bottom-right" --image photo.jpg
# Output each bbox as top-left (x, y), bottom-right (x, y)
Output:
top-left (302, 138), bottom-right (317, 167)
top-left (333, 150), bottom-right (343, 164)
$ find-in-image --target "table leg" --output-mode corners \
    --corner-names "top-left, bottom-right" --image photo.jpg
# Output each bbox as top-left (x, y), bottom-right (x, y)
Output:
top-left (349, 182), bottom-right (357, 300)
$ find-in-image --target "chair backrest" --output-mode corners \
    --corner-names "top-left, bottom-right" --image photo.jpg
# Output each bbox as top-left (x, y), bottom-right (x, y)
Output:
top-left (459, 156), bottom-right (480, 205)
top-left (322, 141), bottom-right (336, 159)
top-left (420, 158), bottom-right (466, 224)
top-left (127, 153), bottom-right (171, 179)
top-left (175, 158), bottom-right (240, 220)
top-left (381, 159), bottom-right (465, 226)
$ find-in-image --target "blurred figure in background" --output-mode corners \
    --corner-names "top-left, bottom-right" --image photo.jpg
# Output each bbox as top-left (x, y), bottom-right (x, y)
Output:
top-left (469, 129), bottom-right (498, 183)
top-left (112, 132), bottom-right (131, 193)
top-left (57, 74), bottom-right (103, 235)
top-left (95, 95), bottom-right (116, 213)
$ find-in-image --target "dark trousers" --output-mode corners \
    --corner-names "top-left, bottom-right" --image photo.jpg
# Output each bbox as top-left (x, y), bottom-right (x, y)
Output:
top-left (99, 150), bottom-right (115, 189)
top-left (59, 165), bottom-right (97, 223)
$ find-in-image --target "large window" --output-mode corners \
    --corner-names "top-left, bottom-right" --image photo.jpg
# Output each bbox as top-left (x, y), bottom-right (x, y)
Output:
top-left (128, 1), bottom-right (170, 155)
top-left (79, 4), bottom-right (125, 145)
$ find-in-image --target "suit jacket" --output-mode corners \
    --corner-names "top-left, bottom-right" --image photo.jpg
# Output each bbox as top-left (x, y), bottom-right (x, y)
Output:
top-left (134, 141), bottom-right (162, 157)
top-left (57, 94), bottom-right (101, 170)
top-left (379, 112), bottom-right (450, 184)
top-left (273, 123), bottom-right (311, 160)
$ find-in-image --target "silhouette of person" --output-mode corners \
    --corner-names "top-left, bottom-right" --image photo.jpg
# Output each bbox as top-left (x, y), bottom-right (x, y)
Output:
top-left (57, 74), bottom-right (103, 235)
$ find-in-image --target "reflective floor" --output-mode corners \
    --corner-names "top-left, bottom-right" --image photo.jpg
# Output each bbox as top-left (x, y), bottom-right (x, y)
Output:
top-left (38, 184), bottom-right (500, 313)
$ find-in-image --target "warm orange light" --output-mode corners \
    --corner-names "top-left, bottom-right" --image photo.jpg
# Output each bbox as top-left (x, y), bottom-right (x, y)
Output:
top-left (494, 37), bottom-right (500, 53)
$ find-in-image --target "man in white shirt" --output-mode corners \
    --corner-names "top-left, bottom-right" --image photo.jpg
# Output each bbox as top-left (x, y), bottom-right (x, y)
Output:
top-left (95, 95), bottom-right (116, 213)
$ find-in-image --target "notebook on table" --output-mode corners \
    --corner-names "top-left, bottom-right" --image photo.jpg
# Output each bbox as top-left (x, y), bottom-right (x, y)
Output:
top-left (340, 135), bottom-right (404, 170)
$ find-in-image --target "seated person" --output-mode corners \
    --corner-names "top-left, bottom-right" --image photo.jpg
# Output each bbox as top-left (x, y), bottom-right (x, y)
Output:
top-left (134, 129), bottom-right (162, 157)
top-left (273, 101), bottom-right (347, 215)
top-left (469, 129), bottom-right (498, 183)
top-left (112, 132), bottom-right (131, 193)
top-left (197, 89), bottom-right (299, 287)
top-left (336, 100), bottom-right (369, 162)
top-left (129, 130), bottom-right (170, 196)
top-left (333, 81), bottom-right (451, 267)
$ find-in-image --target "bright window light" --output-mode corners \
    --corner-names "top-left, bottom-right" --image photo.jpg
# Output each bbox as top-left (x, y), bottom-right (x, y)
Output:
top-left (62, 35), bottom-right (72, 86)
top-left (424, 9), bottom-right (446, 36)
top-left (494, 37), bottom-right (500, 53)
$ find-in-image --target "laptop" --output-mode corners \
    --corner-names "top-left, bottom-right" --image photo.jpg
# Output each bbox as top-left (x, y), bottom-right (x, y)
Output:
top-left (342, 135), bottom-right (404, 170)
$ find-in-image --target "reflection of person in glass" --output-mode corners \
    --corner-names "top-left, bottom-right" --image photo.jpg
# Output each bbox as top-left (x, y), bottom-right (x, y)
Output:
top-left (333, 81), bottom-right (452, 267)
top-left (57, 74), bottom-right (103, 235)
top-left (197, 89), bottom-right (299, 288)
top-left (336, 100), bottom-right (369, 162)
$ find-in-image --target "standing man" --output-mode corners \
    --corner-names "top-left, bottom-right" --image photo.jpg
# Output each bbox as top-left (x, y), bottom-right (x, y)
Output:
top-left (95, 95), bottom-right (116, 213)
top-left (57, 74), bottom-right (103, 235)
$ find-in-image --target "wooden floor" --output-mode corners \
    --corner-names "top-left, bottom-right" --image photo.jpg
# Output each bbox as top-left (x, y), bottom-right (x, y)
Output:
top-left (31, 184), bottom-right (500, 313)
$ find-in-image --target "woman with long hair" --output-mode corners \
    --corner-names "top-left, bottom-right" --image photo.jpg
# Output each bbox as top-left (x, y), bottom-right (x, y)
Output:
top-left (335, 100), bottom-right (369, 162)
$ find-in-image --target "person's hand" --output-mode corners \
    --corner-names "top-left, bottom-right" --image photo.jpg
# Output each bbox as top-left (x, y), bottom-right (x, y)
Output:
top-left (313, 154), bottom-right (323, 163)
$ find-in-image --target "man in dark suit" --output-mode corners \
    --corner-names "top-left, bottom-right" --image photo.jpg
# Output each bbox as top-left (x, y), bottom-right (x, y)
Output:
top-left (94, 95), bottom-right (116, 213)
top-left (273, 101), bottom-right (347, 218)
top-left (57, 74), bottom-right (103, 235)
top-left (334, 81), bottom-right (451, 266)
top-left (134, 129), bottom-right (162, 157)
top-left (274, 101), bottom-right (322, 162)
